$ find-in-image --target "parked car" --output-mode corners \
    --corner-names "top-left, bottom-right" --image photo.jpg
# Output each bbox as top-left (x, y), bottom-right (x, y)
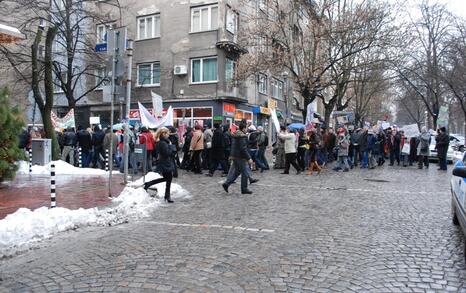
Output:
top-left (451, 153), bottom-right (466, 260)
top-left (429, 136), bottom-right (454, 164)
top-left (450, 134), bottom-right (465, 152)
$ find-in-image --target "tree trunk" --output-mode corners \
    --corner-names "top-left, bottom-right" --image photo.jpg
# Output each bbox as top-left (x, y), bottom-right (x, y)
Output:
top-left (324, 102), bottom-right (335, 129)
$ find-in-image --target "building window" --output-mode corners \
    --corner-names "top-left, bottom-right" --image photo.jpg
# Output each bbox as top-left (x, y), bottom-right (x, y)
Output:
top-left (191, 57), bottom-right (217, 83)
top-left (96, 24), bottom-right (107, 44)
top-left (271, 78), bottom-right (283, 99)
top-left (225, 58), bottom-right (236, 82)
top-left (258, 73), bottom-right (267, 94)
top-left (137, 62), bottom-right (160, 86)
top-left (173, 107), bottom-right (213, 130)
top-left (226, 7), bottom-right (238, 34)
top-left (95, 68), bottom-right (108, 90)
top-left (257, 35), bottom-right (267, 52)
top-left (191, 5), bottom-right (218, 33)
top-left (137, 14), bottom-right (160, 40)
top-left (53, 71), bottom-right (67, 93)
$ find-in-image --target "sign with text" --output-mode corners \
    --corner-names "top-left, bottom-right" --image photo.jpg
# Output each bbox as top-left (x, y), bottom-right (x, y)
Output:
top-left (402, 124), bottom-right (420, 138)
top-left (223, 103), bottom-right (236, 117)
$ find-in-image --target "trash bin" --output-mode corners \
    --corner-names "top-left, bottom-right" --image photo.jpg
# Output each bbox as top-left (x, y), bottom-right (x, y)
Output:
top-left (32, 139), bottom-right (52, 166)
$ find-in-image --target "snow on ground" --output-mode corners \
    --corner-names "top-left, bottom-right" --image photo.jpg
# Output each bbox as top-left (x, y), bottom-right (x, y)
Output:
top-left (0, 172), bottom-right (190, 257)
top-left (16, 160), bottom-right (109, 176)
top-left (127, 172), bottom-right (193, 199)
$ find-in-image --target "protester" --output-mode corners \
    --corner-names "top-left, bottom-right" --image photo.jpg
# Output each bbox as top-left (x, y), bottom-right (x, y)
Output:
top-left (279, 127), bottom-right (301, 175)
top-left (307, 128), bottom-right (322, 175)
top-left (76, 126), bottom-right (92, 168)
top-left (202, 124), bottom-right (213, 170)
top-left (388, 128), bottom-right (401, 166)
top-left (247, 125), bottom-right (267, 172)
top-left (206, 123), bottom-right (229, 177)
top-left (103, 127), bottom-right (119, 168)
top-left (436, 127), bottom-right (449, 171)
top-left (399, 130), bottom-right (409, 167)
top-left (367, 128), bottom-right (378, 169)
top-left (222, 122), bottom-right (253, 194)
top-left (61, 127), bottom-right (77, 166)
top-left (324, 128), bottom-right (337, 163)
top-left (417, 126), bottom-right (430, 169)
top-left (168, 127), bottom-right (180, 178)
top-left (143, 127), bottom-right (175, 203)
top-left (91, 125), bottom-right (105, 169)
top-left (138, 126), bottom-right (155, 173)
top-left (333, 128), bottom-right (350, 172)
top-left (257, 126), bottom-right (269, 170)
top-left (180, 127), bottom-right (192, 169)
top-left (273, 127), bottom-right (286, 169)
top-left (189, 124), bottom-right (204, 174)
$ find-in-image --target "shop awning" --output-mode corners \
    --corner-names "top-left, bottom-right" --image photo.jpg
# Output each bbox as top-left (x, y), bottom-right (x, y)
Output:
top-left (0, 23), bottom-right (25, 44)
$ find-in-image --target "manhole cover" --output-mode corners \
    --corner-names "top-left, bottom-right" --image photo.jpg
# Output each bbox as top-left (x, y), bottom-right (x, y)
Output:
top-left (364, 179), bottom-right (390, 183)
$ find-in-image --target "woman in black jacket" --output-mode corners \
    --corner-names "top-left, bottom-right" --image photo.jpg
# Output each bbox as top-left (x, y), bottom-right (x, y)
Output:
top-left (143, 127), bottom-right (175, 203)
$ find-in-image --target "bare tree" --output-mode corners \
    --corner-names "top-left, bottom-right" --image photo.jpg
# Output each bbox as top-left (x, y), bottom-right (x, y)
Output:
top-left (237, 0), bottom-right (397, 125)
top-left (394, 1), bottom-right (451, 129)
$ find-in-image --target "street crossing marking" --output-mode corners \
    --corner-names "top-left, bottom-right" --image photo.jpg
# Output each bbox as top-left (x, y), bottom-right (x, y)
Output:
top-left (145, 221), bottom-right (275, 233)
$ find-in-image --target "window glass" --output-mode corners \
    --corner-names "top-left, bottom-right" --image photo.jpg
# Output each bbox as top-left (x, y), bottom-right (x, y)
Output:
top-left (152, 63), bottom-right (160, 84)
top-left (201, 8), bottom-right (209, 31)
top-left (211, 7), bottom-right (218, 29)
top-left (203, 58), bottom-right (217, 81)
top-left (192, 59), bottom-right (201, 82)
top-left (138, 64), bottom-right (151, 85)
top-left (192, 10), bottom-right (200, 32)
top-left (138, 19), bottom-right (145, 39)
top-left (154, 15), bottom-right (160, 36)
top-left (226, 58), bottom-right (235, 82)
top-left (146, 17), bottom-right (152, 39)
top-left (193, 108), bottom-right (212, 117)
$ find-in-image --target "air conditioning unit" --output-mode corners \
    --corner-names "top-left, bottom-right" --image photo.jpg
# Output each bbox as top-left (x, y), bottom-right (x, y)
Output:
top-left (174, 65), bottom-right (187, 75)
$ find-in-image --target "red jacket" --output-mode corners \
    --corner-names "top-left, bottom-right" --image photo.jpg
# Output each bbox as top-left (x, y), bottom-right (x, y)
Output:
top-left (139, 132), bottom-right (155, 151)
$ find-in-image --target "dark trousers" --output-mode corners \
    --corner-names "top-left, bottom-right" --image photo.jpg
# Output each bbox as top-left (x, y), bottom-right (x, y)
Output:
top-left (202, 149), bottom-right (211, 169)
top-left (418, 155), bottom-right (429, 168)
top-left (92, 146), bottom-right (105, 168)
top-left (438, 156), bottom-right (447, 170)
top-left (80, 150), bottom-right (91, 168)
top-left (181, 150), bottom-right (190, 169)
top-left (190, 150), bottom-right (202, 173)
top-left (144, 172), bottom-right (173, 199)
top-left (258, 147), bottom-right (269, 169)
top-left (284, 153), bottom-right (300, 173)
top-left (209, 157), bottom-right (229, 175)
top-left (225, 159), bottom-right (249, 192)
top-left (390, 149), bottom-right (400, 165)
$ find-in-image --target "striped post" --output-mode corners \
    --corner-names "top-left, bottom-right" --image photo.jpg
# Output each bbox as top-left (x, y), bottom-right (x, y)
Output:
top-left (28, 149), bottom-right (32, 174)
top-left (105, 149), bottom-right (109, 172)
top-left (78, 147), bottom-right (82, 168)
top-left (50, 163), bottom-right (56, 208)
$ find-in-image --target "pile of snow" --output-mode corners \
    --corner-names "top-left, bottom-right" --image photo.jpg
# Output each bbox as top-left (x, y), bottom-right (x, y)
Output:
top-left (127, 172), bottom-right (192, 199)
top-left (16, 160), bottom-right (108, 176)
top-left (0, 172), bottom-right (190, 257)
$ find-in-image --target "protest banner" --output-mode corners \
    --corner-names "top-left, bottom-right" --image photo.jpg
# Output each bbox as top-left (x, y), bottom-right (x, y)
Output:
top-left (402, 124), bottom-right (420, 137)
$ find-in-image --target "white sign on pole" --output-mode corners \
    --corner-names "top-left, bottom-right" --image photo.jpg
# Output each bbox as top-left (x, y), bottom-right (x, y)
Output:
top-left (90, 117), bottom-right (100, 125)
top-left (402, 124), bottom-right (421, 137)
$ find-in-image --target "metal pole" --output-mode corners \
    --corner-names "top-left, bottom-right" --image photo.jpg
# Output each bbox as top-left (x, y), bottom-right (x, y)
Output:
top-left (50, 163), bottom-right (56, 208)
top-left (78, 147), bottom-right (82, 168)
top-left (29, 148), bottom-right (32, 174)
top-left (108, 30), bottom-right (120, 198)
top-left (123, 39), bottom-right (133, 184)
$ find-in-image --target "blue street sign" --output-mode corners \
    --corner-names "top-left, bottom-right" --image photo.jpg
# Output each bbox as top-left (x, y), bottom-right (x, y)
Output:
top-left (95, 43), bottom-right (107, 52)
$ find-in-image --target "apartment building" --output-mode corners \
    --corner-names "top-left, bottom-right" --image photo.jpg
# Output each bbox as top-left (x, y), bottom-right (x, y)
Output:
top-left (81, 0), bottom-right (304, 129)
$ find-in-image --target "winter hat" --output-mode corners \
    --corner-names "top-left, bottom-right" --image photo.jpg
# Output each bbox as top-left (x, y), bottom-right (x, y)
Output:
top-left (248, 125), bottom-right (257, 131)
top-left (257, 126), bottom-right (263, 131)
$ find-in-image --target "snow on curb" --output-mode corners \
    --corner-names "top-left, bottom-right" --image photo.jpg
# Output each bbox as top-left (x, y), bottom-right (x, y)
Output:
top-left (0, 172), bottom-right (189, 257)
top-left (16, 160), bottom-right (109, 176)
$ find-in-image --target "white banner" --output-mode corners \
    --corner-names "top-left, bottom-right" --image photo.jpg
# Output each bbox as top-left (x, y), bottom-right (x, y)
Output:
top-left (51, 109), bottom-right (75, 129)
top-left (151, 91), bottom-right (163, 117)
top-left (138, 102), bottom-right (173, 128)
top-left (402, 124), bottom-right (420, 138)
top-left (270, 108), bottom-right (280, 134)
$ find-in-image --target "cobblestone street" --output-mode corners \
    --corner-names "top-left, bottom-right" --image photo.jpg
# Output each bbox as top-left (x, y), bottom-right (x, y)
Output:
top-left (1, 164), bottom-right (465, 292)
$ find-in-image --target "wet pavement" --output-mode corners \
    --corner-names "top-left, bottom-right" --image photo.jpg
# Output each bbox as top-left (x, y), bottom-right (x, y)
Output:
top-left (0, 173), bottom-right (126, 220)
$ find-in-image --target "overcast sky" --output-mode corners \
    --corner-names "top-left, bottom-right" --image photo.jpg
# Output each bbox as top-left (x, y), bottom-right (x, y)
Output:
top-left (395, 0), bottom-right (466, 18)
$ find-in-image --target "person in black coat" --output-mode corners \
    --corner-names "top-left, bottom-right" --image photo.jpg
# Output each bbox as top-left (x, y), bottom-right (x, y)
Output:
top-left (76, 126), bottom-right (92, 167)
top-left (91, 125), bottom-right (105, 168)
top-left (436, 127), bottom-right (450, 171)
top-left (143, 127), bottom-right (175, 203)
top-left (180, 127), bottom-right (192, 169)
top-left (206, 123), bottom-right (229, 176)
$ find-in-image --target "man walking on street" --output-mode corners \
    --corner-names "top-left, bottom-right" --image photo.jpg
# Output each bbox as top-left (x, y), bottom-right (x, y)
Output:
top-left (279, 126), bottom-right (301, 175)
top-left (436, 127), bottom-right (449, 171)
top-left (222, 122), bottom-right (253, 194)
top-left (61, 127), bottom-right (77, 166)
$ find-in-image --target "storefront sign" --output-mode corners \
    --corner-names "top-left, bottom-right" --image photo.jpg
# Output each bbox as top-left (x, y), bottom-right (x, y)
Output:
top-left (89, 117), bottom-right (100, 125)
top-left (213, 115), bottom-right (223, 121)
top-left (260, 107), bottom-right (270, 115)
top-left (223, 103), bottom-right (236, 117)
top-left (268, 98), bottom-right (277, 110)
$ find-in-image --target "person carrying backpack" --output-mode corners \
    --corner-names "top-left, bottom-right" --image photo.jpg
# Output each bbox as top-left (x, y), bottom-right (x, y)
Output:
top-left (417, 126), bottom-right (431, 169)
top-left (257, 126), bottom-right (269, 170)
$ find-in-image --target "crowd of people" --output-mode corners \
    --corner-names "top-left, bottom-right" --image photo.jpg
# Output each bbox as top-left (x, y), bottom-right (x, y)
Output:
top-left (18, 120), bottom-right (452, 200)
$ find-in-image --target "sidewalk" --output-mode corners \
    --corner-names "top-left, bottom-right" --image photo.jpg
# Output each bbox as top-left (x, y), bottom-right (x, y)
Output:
top-left (0, 173), bottom-right (126, 220)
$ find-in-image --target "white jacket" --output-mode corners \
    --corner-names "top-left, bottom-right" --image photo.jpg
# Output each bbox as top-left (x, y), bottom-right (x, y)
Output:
top-left (279, 132), bottom-right (297, 154)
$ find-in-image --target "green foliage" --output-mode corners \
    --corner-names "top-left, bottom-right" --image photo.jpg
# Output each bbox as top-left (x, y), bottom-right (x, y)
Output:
top-left (0, 88), bottom-right (25, 182)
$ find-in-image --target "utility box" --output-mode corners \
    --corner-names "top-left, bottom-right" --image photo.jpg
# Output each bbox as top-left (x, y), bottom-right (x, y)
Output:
top-left (32, 139), bottom-right (52, 166)
top-left (134, 144), bottom-right (147, 173)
